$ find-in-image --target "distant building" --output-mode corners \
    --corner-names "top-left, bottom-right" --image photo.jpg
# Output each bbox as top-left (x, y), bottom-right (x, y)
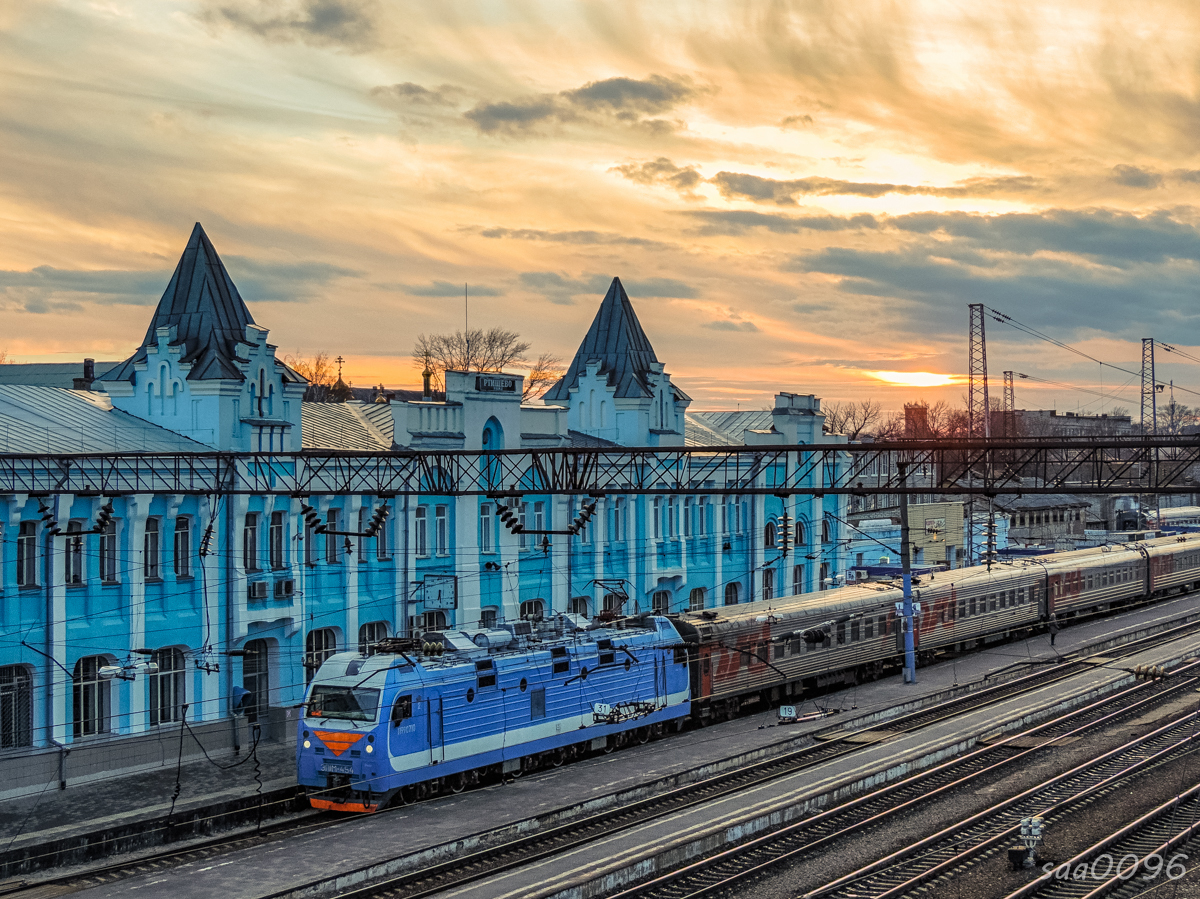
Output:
top-left (997, 493), bottom-right (1089, 548)
top-left (1015, 409), bottom-right (1136, 438)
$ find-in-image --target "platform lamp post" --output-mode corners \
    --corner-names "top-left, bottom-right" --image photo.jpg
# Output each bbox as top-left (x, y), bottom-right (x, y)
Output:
top-left (898, 461), bottom-right (917, 684)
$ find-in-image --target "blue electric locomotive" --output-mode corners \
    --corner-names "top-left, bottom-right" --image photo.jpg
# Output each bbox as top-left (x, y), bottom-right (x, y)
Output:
top-left (297, 615), bottom-right (690, 811)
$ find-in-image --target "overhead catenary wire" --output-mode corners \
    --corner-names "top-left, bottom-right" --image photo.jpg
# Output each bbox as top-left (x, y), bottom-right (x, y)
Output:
top-left (988, 306), bottom-right (1200, 403)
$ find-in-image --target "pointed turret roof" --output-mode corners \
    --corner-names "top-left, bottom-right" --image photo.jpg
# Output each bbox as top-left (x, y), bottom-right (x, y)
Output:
top-left (104, 223), bottom-right (257, 382)
top-left (543, 277), bottom-right (688, 402)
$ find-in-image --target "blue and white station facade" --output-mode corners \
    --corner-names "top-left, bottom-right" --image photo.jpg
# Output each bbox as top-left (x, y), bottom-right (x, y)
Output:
top-left (0, 224), bottom-right (847, 790)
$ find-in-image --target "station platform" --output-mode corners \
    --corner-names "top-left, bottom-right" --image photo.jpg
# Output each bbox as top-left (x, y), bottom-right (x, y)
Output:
top-left (11, 592), bottom-right (1200, 895)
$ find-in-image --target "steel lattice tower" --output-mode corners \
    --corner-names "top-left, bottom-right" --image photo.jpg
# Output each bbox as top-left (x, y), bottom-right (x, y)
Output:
top-left (968, 304), bottom-right (990, 439)
top-left (1002, 371), bottom-right (1015, 438)
top-left (1141, 338), bottom-right (1157, 435)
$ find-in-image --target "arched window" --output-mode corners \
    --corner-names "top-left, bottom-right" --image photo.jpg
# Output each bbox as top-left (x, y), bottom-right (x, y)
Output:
top-left (480, 606), bottom-right (499, 628)
top-left (795, 521), bottom-right (805, 547)
top-left (793, 564), bottom-right (805, 596)
top-left (763, 568), bottom-right (775, 601)
top-left (725, 582), bottom-right (740, 605)
top-left (822, 516), bottom-right (832, 543)
top-left (149, 648), bottom-right (186, 726)
top-left (0, 665), bottom-right (33, 749)
top-left (819, 562), bottom-right (829, 590)
top-left (242, 639), bottom-right (270, 722)
top-left (603, 592), bottom-right (624, 614)
top-left (520, 599), bottom-right (545, 620)
top-left (653, 590), bottom-right (670, 613)
top-left (73, 655), bottom-right (111, 738)
top-left (764, 522), bottom-right (777, 548)
top-left (304, 628), bottom-right (338, 683)
top-left (688, 587), bottom-right (705, 611)
top-left (569, 596), bottom-right (589, 617)
top-left (358, 621), bottom-right (389, 655)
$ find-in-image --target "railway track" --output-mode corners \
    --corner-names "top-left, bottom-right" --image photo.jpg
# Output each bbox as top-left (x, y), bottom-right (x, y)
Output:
top-left (801, 709), bottom-right (1200, 899)
top-left (1003, 782), bottom-right (1200, 899)
top-left (9, 613), bottom-right (1200, 899)
top-left (284, 656), bottom-right (1200, 899)
top-left (605, 661), bottom-right (1200, 899)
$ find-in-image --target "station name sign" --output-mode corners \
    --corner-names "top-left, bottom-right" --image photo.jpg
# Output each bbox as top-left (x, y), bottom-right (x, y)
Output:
top-left (475, 375), bottom-right (517, 393)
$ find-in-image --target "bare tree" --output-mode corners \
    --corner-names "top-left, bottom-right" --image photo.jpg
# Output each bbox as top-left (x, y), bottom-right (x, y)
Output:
top-left (414, 329), bottom-right (565, 399)
top-left (823, 399), bottom-right (882, 439)
top-left (284, 350), bottom-right (336, 402)
top-left (1159, 400), bottom-right (1198, 435)
top-left (523, 351), bottom-right (565, 401)
top-left (0, 348), bottom-right (7, 364)
top-left (413, 328), bottom-right (531, 391)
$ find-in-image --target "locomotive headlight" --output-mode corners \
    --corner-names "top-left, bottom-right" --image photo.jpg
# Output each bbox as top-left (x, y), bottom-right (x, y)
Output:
top-left (303, 740), bottom-right (311, 749)
top-left (365, 744), bottom-right (373, 754)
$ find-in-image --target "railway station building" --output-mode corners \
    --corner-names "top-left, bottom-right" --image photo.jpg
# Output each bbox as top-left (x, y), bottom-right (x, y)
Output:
top-left (0, 224), bottom-right (848, 792)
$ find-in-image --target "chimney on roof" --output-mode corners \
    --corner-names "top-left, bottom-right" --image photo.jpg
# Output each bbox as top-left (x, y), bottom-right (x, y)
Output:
top-left (74, 358), bottom-right (96, 391)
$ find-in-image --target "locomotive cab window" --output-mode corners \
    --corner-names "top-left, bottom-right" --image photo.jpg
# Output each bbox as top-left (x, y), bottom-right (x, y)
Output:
top-left (307, 685), bottom-right (380, 723)
top-left (390, 694), bottom-right (413, 725)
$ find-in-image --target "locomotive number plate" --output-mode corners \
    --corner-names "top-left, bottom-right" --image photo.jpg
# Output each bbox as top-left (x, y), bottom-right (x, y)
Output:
top-left (320, 761), bottom-right (354, 775)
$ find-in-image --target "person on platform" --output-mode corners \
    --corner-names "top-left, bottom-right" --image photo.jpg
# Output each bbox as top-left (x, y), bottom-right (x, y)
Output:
top-left (1049, 613), bottom-right (1060, 647)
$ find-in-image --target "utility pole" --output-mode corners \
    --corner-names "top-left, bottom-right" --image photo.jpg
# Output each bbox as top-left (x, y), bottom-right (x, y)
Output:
top-left (1002, 371), bottom-right (1015, 438)
top-left (1141, 338), bottom-right (1160, 530)
top-left (968, 304), bottom-right (991, 439)
top-left (966, 304), bottom-right (990, 566)
top-left (1141, 338), bottom-right (1157, 435)
top-left (898, 461), bottom-right (917, 684)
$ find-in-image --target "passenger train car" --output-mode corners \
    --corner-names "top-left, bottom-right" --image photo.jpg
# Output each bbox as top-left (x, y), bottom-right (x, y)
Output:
top-left (673, 533), bottom-right (1200, 719)
top-left (299, 534), bottom-right (1200, 811)
top-left (298, 615), bottom-right (689, 811)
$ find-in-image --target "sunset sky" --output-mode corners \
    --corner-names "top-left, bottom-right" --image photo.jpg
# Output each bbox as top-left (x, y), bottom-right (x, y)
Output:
top-left (2, 0), bottom-right (1200, 413)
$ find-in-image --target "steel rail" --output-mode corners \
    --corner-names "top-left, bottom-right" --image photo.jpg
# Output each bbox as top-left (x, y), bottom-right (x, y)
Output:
top-left (1004, 782), bottom-right (1200, 898)
top-left (11, 615), bottom-right (1200, 897)
top-left (804, 710), bottom-right (1200, 898)
top-left (269, 643), bottom-right (1200, 899)
top-left (606, 664), bottom-right (1200, 899)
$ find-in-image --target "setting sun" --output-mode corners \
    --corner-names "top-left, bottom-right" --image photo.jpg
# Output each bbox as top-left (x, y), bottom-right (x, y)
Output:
top-left (865, 371), bottom-right (961, 388)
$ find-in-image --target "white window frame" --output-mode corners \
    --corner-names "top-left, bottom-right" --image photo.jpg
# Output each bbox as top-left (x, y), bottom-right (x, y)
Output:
top-left (144, 517), bottom-right (162, 580)
top-left (174, 517), bottom-right (191, 578)
top-left (243, 513), bottom-right (260, 572)
top-left (17, 521), bottom-right (37, 587)
top-left (480, 503), bottom-right (494, 554)
top-left (435, 505), bottom-right (449, 556)
top-left (415, 506), bottom-right (429, 558)
top-left (269, 511), bottom-right (285, 570)
top-left (99, 521), bottom-right (119, 583)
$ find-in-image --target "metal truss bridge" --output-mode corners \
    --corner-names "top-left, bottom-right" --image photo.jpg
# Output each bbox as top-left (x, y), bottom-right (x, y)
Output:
top-left (1, 437), bottom-right (1198, 498)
